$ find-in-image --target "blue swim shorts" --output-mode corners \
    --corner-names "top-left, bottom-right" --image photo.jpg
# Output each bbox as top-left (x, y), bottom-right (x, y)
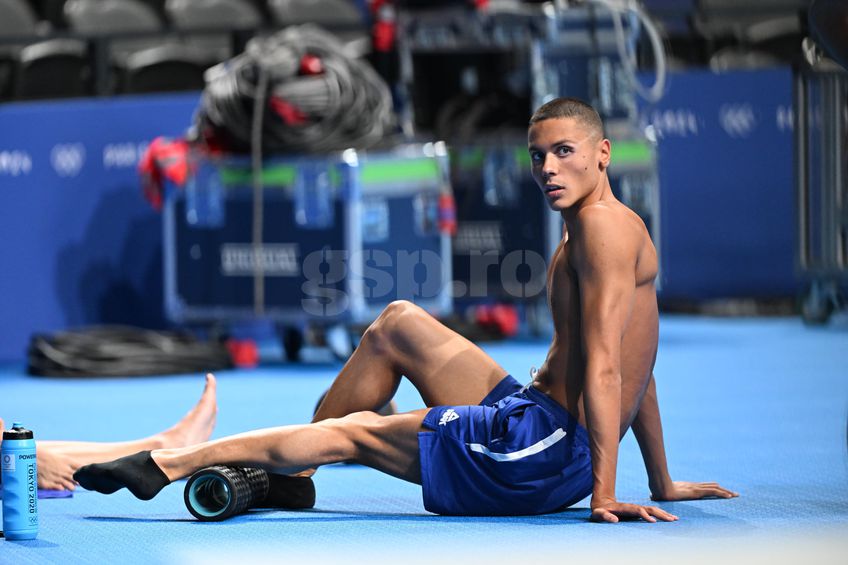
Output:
top-left (418, 374), bottom-right (593, 516)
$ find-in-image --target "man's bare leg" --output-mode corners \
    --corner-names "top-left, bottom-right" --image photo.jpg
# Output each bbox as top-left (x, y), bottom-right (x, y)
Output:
top-left (75, 409), bottom-right (427, 500)
top-left (313, 300), bottom-right (509, 422)
top-left (76, 302), bottom-right (507, 497)
top-left (2, 374), bottom-right (218, 490)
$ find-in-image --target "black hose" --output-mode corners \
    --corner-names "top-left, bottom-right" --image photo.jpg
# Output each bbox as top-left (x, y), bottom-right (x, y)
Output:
top-left (26, 326), bottom-right (232, 377)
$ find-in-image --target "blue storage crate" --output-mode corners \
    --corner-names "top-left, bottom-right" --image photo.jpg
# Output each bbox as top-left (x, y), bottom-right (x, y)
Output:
top-left (163, 143), bottom-right (454, 330)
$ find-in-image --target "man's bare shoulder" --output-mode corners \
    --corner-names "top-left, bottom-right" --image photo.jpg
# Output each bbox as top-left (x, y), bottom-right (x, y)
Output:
top-left (571, 203), bottom-right (643, 256)
top-left (575, 201), bottom-right (644, 231)
top-left (570, 203), bottom-right (657, 288)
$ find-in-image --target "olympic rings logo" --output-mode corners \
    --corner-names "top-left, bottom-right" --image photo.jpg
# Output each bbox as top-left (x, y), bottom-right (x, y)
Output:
top-left (50, 143), bottom-right (86, 178)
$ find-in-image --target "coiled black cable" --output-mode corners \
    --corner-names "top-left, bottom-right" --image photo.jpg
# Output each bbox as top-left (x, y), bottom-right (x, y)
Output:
top-left (198, 24), bottom-right (395, 154)
top-left (26, 326), bottom-right (233, 377)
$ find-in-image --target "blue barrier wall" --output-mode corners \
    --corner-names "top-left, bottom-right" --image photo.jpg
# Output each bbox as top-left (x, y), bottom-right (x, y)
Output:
top-left (0, 68), bottom-right (800, 361)
top-left (0, 94), bottom-right (199, 360)
top-left (639, 67), bottom-right (797, 300)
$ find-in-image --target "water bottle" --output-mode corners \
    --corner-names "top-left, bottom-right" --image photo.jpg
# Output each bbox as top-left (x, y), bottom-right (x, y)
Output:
top-left (1, 422), bottom-right (39, 540)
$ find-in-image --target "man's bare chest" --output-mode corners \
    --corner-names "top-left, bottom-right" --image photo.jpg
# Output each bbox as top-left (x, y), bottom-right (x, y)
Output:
top-left (547, 241), bottom-right (580, 326)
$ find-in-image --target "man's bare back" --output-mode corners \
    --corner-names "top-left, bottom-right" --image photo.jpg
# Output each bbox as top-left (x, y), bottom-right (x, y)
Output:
top-left (534, 200), bottom-right (658, 437)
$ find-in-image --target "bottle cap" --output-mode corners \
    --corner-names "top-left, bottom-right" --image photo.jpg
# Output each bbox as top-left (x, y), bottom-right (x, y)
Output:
top-left (3, 423), bottom-right (33, 440)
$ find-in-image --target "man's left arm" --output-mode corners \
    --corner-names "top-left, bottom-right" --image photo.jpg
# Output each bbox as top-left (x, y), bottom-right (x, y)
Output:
top-left (632, 374), bottom-right (739, 501)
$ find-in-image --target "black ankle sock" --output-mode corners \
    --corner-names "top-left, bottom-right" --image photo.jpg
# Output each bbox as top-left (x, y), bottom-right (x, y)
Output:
top-left (262, 474), bottom-right (315, 509)
top-left (74, 451), bottom-right (170, 501)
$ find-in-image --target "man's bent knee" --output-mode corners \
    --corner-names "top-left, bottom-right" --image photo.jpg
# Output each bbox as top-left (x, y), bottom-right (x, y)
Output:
top-left (362, 300), bottom-right (422, 354)
top-left (337, 411), bottom-right (383, 426)
top-left (377, 300), bottom-right (422, 330)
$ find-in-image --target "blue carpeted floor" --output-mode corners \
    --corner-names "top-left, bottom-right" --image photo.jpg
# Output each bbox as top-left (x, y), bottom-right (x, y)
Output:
top-left (1, 315), bottom-right (847, 564)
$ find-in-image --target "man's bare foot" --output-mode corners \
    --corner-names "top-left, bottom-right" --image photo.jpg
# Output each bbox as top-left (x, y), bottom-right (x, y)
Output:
top-left (37, 449), bottom-right (78, 491)
top-left (157, 374), bottom-right (218, 448)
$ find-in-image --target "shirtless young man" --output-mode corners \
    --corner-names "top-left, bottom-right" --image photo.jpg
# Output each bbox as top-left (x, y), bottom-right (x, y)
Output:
top-left (1, 374), bottom-right (217, 491)
top-left (75, 98), bottom-right (737, 521)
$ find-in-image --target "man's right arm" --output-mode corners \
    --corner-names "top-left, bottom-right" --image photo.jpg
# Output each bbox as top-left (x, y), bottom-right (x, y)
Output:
top-left (572, 207), bottom-right (675, 523)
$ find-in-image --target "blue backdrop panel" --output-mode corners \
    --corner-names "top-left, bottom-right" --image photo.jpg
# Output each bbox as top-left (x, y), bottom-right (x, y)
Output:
top-left (640, 68), bottom-right (798, 300)
top-left (0, 94), bottom-right (199, 361)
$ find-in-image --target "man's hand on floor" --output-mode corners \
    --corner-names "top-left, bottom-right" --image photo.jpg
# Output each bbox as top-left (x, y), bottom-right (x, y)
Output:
top-left (651, 481), bottom-right (739, 502)
top-left (590, 498), bottom-right (678, 523)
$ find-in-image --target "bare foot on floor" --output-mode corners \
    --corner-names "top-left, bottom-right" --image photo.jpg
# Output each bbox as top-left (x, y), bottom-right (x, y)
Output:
top-left (37, 449), bottom-right (78, 491)
top-left (158, 373), bottom-right (218, 448)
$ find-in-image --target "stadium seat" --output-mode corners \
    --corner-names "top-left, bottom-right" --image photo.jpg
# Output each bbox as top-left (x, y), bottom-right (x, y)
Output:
top-left (0, 0), bottom-right (38, 98)
top-left (122, 43), bottom-right (206, 93)
top-left (15, 38), bottom-right (90, 98)
top-left (0, 0), bottom-right (88, 99)
top-left (266, 0), bottom-right (363, 26)
top-left (3, 0), bottom-right (43, 33)
top-left (64, 0), bottom-right (207, 93)
top-left (266, 0), bottom-right (368, 56)
top-left (708, 47), bottom-right (782, 71)
top-left (165, 0), bottom-right (264, 63)
top-left (30, 0), bottom-right (69, 29)
top-left (0, 0), bottom-right (42, 59)
top-left (64, 0), bottom-right (167, 63)
top-left (695, 0), bottom-right (808, 65)
top-left (137, 0), bottom-right (168, 20)
top-left (693, 0), bottom-right (807, 40)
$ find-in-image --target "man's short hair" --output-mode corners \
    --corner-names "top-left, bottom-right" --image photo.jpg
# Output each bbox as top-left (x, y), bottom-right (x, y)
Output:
top-left (529, 97), bottom-right (604, 139)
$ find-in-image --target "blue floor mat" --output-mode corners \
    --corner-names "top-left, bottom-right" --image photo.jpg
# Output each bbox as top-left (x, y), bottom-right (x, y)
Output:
top-left (1, 315), bottom-right (847, 563)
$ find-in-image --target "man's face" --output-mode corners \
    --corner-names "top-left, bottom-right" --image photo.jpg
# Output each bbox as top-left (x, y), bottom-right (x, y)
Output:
top-left (527, 117), bottom-right (610, 212)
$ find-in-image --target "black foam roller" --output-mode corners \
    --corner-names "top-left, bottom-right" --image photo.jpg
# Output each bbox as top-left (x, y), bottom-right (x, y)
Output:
top-left (184, 466), bottom-right (270, 522)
